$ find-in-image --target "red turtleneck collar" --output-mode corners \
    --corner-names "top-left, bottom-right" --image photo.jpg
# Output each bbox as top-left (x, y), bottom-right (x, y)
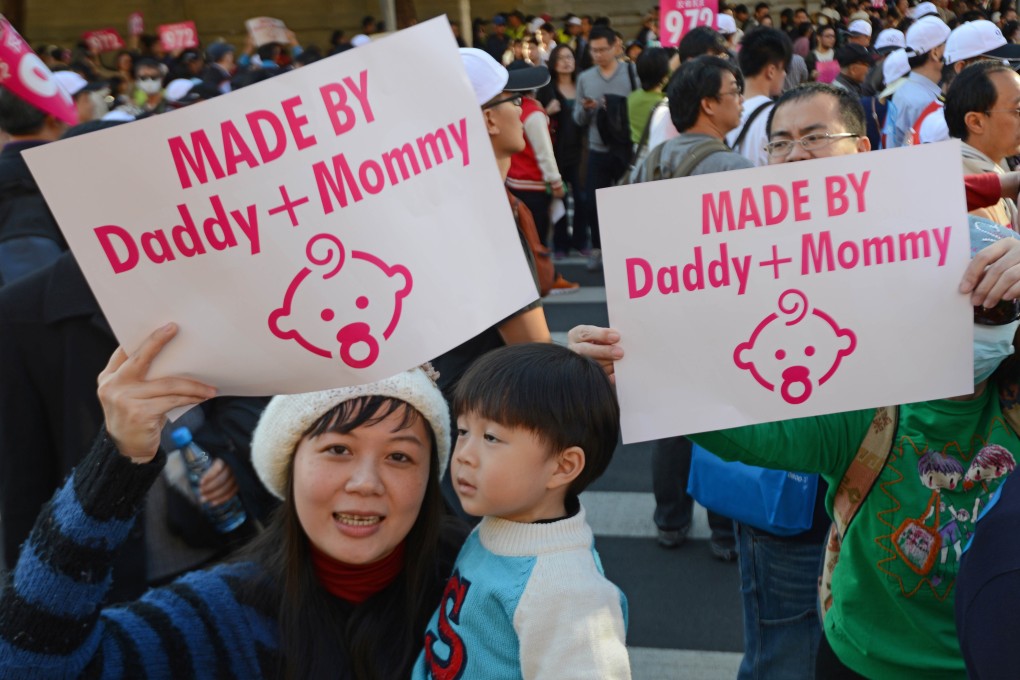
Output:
top-left (310, 541), bottom-right (406, 604)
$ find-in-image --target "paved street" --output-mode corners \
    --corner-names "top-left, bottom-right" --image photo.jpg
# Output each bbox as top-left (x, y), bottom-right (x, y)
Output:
top-left (547, 258), bottom-right (743, 680)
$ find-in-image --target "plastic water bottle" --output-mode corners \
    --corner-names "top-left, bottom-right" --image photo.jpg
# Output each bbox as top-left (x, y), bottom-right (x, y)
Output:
top-left (171, 426), bottom-right (247, 533)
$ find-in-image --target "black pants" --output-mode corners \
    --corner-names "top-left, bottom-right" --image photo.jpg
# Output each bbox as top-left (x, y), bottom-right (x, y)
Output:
top-left (816, 632), bottom-right (868, 679)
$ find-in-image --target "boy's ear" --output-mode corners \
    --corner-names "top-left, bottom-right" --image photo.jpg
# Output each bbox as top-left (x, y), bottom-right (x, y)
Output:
top-left (547, 446), bottom-right (585, 491)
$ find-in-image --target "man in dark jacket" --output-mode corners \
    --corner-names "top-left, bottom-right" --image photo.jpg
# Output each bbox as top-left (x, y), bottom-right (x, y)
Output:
top-left (0, 86), bottom-right (68, 286)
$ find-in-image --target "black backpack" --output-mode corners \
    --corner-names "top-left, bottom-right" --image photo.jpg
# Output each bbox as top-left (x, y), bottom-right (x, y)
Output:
top-left (596, 62), bottom-right (637, 181)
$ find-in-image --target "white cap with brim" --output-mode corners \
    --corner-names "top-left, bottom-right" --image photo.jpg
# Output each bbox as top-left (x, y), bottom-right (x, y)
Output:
top-left (459, 47), bottom-right (549, 106)
top-left (101, 109), bottom-right (136, 122)
top-left (875, 28), bottom-right (906, 51)
top-left (717, 14), bottom-right (737, 35)
top-left (53, 71), bottom-right (87, 97)
top-left (848, 19), bottom-right (873, 37)
top-left (879, 49), bottom-right (911, 98)
top-left (910, 2), bottom-right (939, 19)
top-left (905, 15), bottom-right (951, 56)
top-left (165, 78), bottom-right (194, 103)
top-left (946, 19), bottom-right (1020, 63)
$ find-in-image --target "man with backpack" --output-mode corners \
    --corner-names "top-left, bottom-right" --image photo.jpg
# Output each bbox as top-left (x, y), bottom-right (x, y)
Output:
top-left (573, 25), bottom-right (638, 271)
top-left (633, 56), bottom-right (752, 183)
top-left (726, 27), bottom-right (792, 167)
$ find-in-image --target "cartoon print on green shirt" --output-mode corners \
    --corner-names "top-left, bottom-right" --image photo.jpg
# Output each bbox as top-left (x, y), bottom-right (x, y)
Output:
top-left (877, 430), bottom-right (1016, 599)
top-left (964, 444), bottom-right (1016, 492)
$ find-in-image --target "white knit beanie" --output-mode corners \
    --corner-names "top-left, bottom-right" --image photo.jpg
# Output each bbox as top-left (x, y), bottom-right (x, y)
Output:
top-left (251, 364), bottom-right (450, 500)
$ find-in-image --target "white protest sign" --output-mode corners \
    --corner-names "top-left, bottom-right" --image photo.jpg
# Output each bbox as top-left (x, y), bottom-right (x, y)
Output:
top-left (25, 17), bottom-right (538, 395)
top-left (246, 17), bottom-right (289, 47)
top-left (598, 141), bottom-right (972, 443)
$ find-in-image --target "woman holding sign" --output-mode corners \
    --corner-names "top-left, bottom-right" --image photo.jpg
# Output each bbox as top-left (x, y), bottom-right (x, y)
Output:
top-left (0, 325), bottom-right (465, 678)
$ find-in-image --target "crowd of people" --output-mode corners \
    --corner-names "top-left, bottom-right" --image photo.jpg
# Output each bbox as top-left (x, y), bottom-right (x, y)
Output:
top-left (1, 1), bottom-right (1020, 678)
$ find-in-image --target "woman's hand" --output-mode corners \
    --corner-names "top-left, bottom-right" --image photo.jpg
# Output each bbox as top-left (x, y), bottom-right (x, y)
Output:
top-left (199, 459), bottom-right (240, 506)
top-left (98, 324), bottom-right (217, 464)
top-left (546, 98), bottom-right (562, 116)
top-left (960, 238), bottom-right (1020, 308)
top-left (567, 325), bottom-right (624, 383)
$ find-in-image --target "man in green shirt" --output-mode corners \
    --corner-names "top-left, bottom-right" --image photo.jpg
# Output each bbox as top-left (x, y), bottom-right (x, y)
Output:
top-left (569, 82), bottom-right (1020, 678)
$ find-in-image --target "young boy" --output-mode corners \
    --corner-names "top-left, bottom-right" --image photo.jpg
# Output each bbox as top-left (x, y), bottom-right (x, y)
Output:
top-left (413, 343), bottom-right (630, 679)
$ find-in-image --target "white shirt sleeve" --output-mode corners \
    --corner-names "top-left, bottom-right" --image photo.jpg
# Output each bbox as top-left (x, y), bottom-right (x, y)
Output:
top-left (647, 103), bottom-right (679, 150)
top-left (513, 551), bottom-right (631, 680)
top-left (523, 110), bottom-right (563, 189)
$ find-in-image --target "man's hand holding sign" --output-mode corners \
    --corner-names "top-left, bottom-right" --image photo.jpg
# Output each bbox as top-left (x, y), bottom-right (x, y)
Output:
top-left (24, 18), bottom-right (539, 397)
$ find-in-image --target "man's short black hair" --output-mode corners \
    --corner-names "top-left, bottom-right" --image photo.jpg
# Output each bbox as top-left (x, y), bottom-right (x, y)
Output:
top-left (755, 2), bottom-right (771, 12)
top-left (667, 55), bottom-right (743, 132)
top-left (134, 57), bottom-right (162, 75)
top-left (735, 4), bottom-right (750, 15)
top-left (946, 60), bottom-right (1016, 141)
top-left (766, 82), bottom-right (866, 138)
top-left (637, 47), bottom-right (673, 90)
top-left (678, 26), bottom-right (729, 61)
top-left (0, 86), bottom-right (46, 136)
top-left (589, 25), bottom-right (615, 45)
top-left (452, 343), bottom-right (620, 499)
top-left (738, 27), bottom-right (792, 77)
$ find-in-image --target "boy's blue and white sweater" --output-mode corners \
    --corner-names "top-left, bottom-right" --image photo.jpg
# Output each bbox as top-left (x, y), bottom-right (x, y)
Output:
top-left (412, 506), bottom-right (631, 679)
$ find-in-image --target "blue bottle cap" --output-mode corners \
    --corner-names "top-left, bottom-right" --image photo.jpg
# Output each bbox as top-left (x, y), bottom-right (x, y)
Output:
top-left (170, 426), bottom-right (193, 448)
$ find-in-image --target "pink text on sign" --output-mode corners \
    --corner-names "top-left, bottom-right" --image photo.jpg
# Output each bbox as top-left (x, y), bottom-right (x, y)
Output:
top-left (159, 22), bottom-right (199, 52)
top-left (659, 0), bottom-right (719, 48)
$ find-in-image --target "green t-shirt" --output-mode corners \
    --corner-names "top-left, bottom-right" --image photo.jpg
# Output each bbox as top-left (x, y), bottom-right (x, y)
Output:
top-left (626, 90), bottom-right (664, 145)
top-left (691, 387), bottom-right (1018, 679)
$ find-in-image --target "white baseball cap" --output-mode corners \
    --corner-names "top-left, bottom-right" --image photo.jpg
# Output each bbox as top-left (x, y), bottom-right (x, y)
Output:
top-left (848, 19), bottom-right (873, 37)
top-left (910, 2), bottom-right (939, 19)
top-left (350, 34), bottom-right (371, 47)
top-left (905, 15), bottom-right (951, 55)
top-left (875, 28), bottom-right (906, 51)
top-left (164, 78), bottom-right (194, 103)
top-left (53, 70), bottom-right (87, 97)
top-left (944, 19), bottom-right (1020, 63)
top-left (881, 48), bottom-right (911, 95)
top-left (717, 14), bottom-right (737, 35)
top-left (458, 47), bottom-right (550, 106)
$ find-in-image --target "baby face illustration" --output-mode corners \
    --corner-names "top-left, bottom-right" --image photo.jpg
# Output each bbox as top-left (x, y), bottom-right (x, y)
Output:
top-left (269, 233), bottom-right (412, 368)
top-left (734, 290), bottom-right (857, 405)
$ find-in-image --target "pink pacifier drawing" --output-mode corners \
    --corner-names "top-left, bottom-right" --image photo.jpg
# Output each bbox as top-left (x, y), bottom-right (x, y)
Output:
top-left (269, 233), bottom-right (412, 369)
top-left (733, 289), bottom-right (856, 405)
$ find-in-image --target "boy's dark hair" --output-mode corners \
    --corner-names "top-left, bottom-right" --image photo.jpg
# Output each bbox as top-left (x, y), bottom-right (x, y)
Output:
top-left (667, 55), bottom-right (743, 132)
top-left (636, 47), bottom-right (673, 90)
top-left (766, 83), bottom-right (866, 137)
top-left (678, 26), bottom-right (729, 61)
top-left (946, 60), bottom-right (1016, 141)
top-left (589, 25), bottom-right (616, 45)
top-left (738, 27), bottom-right (792, 77)
top-left (0, 87), bottom-right (46, 136)
top-left (452, 343), bottom-right (620, 498)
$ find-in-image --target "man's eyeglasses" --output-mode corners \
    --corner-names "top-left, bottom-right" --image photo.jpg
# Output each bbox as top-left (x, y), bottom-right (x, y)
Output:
top-left (765, 132), bottom-right (859, 158)
top-left (716, 88), bottom-right (744, 100)
top-left (482, 94), bottom-right (523, 109)
top-left (975, 298), bottom-right (1020, 326)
